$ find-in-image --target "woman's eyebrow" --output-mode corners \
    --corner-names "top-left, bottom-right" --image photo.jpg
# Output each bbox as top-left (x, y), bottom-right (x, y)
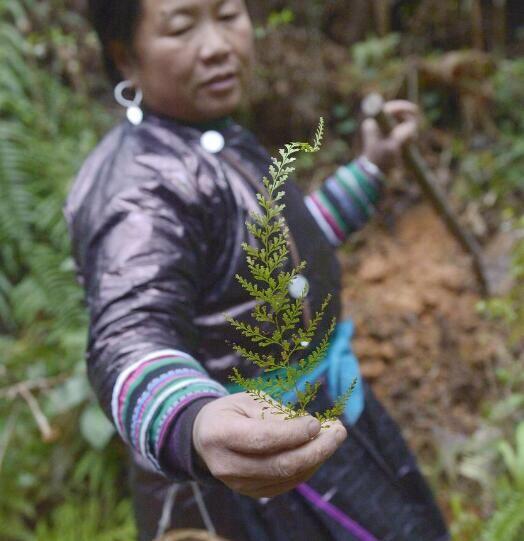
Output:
top-left (160, 2), bottom-right (197, 19)
top-left (159, 0), bottom-right (237, 21)
top-left (215, 0), bottom-right (240, 7)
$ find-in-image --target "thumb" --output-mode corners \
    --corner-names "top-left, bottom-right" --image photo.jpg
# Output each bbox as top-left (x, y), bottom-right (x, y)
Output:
top-left (224, 394), bottom-right (322, 454)
top-left (362, 118), bottom-right (383, 146)
top-left (391, 119), bottom-right (418, 146)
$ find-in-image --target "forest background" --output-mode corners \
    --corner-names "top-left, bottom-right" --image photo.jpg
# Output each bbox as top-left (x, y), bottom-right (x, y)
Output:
top-left (0, 0), bottom-right (523, 539)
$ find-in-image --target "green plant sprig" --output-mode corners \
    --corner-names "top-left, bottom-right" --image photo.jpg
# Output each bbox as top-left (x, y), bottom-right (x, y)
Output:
top-left (228, 119), bottom-right (354, 425)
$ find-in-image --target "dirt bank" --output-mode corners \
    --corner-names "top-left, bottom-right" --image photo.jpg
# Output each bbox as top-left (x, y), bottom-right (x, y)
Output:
top-left (341, 203), bottom-right (509, 460)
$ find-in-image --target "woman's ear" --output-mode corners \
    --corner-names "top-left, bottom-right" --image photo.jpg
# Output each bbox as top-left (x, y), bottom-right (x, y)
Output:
top-left (108, 40), bottom-right (138, 84)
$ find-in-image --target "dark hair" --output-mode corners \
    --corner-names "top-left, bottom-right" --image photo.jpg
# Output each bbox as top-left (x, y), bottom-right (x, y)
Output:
top-left (88, 0), bottom-right (142, 84)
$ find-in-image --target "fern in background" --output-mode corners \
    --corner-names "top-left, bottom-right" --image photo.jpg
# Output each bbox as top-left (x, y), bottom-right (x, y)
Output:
top-left (0, 2), bottom-right (131, 540)
top-left (34, 497), bottom-right (136, 541)
top-left (481, 422), bottom-right (524, 541)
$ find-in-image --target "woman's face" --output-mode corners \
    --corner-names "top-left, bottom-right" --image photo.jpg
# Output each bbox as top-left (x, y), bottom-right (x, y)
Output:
top-left (127, 0), bottom-right (254, 123)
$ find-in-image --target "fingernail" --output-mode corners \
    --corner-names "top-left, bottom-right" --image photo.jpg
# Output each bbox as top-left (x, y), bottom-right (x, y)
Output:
top-left (307, 419), bottom-right (321, 438)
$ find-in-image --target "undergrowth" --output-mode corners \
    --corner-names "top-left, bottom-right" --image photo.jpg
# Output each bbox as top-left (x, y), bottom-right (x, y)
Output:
top-left (0, 2), bottom-right (522, 540)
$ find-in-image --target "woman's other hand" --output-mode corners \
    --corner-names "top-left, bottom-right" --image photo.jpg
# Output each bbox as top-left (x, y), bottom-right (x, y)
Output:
top-left (192, 393), bottom-right (347, 499)
top-left (361, 100), bottom-right (420, 174)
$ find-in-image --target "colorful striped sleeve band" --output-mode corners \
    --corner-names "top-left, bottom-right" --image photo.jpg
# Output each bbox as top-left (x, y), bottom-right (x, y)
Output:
top-left (111, 349), bottom-right (227, 471)
top-left (305, 156), bottom-right (385, 246)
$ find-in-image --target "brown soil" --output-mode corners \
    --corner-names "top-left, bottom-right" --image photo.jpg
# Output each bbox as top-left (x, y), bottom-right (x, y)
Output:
top-left (340, 203), bottom-right (509, 461)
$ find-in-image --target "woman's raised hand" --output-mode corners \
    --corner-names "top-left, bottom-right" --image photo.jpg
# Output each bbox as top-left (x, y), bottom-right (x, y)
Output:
top-left (192, 393), bottom-right (347, 499)
top-left (361, 100), bottom-right (420, 174)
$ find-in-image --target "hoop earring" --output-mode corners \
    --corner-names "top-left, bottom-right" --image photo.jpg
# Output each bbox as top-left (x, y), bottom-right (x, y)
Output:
top-left (114, 80), bottom-right (143, 126)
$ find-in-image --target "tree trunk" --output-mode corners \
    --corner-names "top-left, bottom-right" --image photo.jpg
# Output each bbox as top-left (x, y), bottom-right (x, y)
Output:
top-left (492, 0), bottom-right (507, 54)
top-left (372, 0), bottom-right (392, 36)
top-left (471, 0), bottom-right (484, 50)
top-left (323, 0), bottom-right (372, 45)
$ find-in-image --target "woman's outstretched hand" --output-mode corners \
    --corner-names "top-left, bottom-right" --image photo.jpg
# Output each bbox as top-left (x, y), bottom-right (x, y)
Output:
top-left (192, 393), bottom-right (347, 499)
top-left (362, 99), bottom-right (420, 174)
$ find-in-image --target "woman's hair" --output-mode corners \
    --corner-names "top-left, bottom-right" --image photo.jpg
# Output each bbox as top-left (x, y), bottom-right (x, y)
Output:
top-left (88, 0), bottom-right (142, 84)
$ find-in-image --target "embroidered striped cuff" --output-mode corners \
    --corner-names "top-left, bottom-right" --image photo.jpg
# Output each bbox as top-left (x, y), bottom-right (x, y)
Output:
top-left (305, 157), bottom-right (384, 246)
top-left (111, 349), bottom-right (227, 470)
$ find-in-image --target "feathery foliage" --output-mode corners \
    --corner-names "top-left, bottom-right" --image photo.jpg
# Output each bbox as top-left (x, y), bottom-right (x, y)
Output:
top-left (228, 119), bottom-right (355, 424)
top-left (0, 2), bottom-right (132, 539)
top-left (0, 0), bottom-right (522, 538)
top-left (480, 422), bottom-right (524, 541)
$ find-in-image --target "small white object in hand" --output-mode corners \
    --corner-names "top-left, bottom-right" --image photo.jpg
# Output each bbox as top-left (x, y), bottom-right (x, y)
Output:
top-left (200, 130), bottom-right (225, 154)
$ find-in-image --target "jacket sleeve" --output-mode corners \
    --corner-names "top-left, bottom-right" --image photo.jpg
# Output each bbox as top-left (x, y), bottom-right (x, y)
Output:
top-left (304, 156), bottom-right (385, 246)
top-left (77, 177), bottom-right (227, 478)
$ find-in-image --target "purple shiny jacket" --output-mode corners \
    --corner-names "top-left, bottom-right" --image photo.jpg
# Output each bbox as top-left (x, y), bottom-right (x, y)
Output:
top-left (65, 113), bottom-right (341, 478)
top-left (66, 114), bottom-right (450, 541)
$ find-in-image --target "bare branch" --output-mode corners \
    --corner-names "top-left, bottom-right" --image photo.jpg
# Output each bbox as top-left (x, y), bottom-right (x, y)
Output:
top-left (19, 387), bottom-right (59, 443)
top-left (0, 374), bottom-right (68, 400)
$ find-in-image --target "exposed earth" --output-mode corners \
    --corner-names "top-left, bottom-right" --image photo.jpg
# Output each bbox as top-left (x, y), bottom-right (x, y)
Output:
top-left (340, 202), bottom-right (512, 464)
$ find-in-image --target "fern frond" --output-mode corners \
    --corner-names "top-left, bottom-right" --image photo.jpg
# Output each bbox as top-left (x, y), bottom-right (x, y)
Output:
top-left (482, 492), bottom-right (524, 541)
top-left (229, 120), bottom-right (353, 424)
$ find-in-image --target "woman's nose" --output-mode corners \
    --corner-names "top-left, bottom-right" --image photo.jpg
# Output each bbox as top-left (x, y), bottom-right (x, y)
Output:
top-left (199, 24), bottom-right (232, 63)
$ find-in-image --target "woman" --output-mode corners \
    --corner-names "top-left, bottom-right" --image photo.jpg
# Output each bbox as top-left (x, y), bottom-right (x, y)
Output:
top-left (66, 0), bottom-right (449, 539)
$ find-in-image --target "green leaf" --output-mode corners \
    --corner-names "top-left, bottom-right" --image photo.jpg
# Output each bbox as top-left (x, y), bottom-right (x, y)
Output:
top-left (228, 120), bottom-right (349, 425)
top-left (80, 404), bottom-right (115, 450)
top-left (47, 374), bottom-right (91, 414)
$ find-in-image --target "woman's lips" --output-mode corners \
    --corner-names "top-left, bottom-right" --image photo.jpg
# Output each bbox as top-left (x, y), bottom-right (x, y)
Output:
top-left (202, 73), bottom-right (238, 93)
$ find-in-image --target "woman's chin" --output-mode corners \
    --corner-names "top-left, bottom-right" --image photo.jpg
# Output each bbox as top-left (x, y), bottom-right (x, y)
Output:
top-left (199, 99), bottom-right (240, 121)
top-left (155, 93), bottom-right (242, 123)
top-left (199, 85), bottom-right (242, 116)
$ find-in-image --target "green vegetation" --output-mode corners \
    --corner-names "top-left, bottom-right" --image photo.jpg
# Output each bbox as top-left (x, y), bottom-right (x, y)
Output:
top-left (0, 1), bottom-right (522, 539)
top-left (228, 120), bottom-right (355, 423)
top-left (0, 1), bottom-right (134, 539)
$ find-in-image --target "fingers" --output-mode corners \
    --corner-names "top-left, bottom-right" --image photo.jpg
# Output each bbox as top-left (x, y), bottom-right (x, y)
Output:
top-left (224, 464), bottom-right (319, 499)
top-left (213, 423), bottom-right (346, 481)
top-left (362, 118), bottom-right (382, 146)
top-left (391, 118), bottom-right (418, 146)
top-left (218, 394), bottom-right (322, 455)
top-left (362, 100), bottom-right (419, 163)
top-left (223, 416), bottom-right (321, 454)
top-left (385, 101), bottom-right (419, 146)
top-left (255, 464), bottom-right (319, 493)
top-left (238, 474), bottom-right (315, 499)
top-left (232, 414), bottom-right (321, 454)
top-left (193, 394), bottom-right (348, 499)
top-left (383, 100), bottom-right (419, 120)
top-left (364, 101), bottom-right (419, 135)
